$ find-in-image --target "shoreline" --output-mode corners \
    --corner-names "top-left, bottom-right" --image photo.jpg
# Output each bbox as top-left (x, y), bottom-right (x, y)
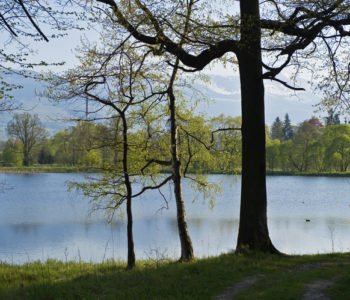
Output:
top-left (0, 166), bottom-right (100, 174)
top-left (2, 167), bottom-right (350, 177)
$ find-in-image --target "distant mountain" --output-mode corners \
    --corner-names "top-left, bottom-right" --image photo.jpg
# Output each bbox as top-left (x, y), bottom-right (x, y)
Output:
top-left (0, 72), bottom-right (322, 139)
top-left (195, 74), bottom-right (322, 124)
top-left (0, 72), bottom-right (81, 139)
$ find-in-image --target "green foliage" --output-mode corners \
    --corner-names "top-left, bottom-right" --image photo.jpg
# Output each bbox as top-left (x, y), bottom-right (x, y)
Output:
top-left (266, 116), bottom-right (350, 173)
top-left (266, 139), bottom-right (280, 171)
top-left (6, 113), bottom-right (350, 174)
top-left (209, 114), bottom-right (241, 173)
top-left (323, 125), bottom-right (350, 172)
top-left (287, 119), bottom-right (323, 172)
top-left (0, 140), bottom-right (22, 166)
top-left (270, 117), bottom-right (284, 140)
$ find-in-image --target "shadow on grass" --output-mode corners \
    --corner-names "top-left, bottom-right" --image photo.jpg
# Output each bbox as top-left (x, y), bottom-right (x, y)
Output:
top-left (1, 253), bottom-right (349, 300)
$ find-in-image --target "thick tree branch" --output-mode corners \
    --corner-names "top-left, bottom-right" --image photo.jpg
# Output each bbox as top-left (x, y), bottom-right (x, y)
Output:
top-left (141, 159), bottom-right (171, 175)
top-left (131, 175), bottom-right (173, 198)
top-left (96, 0), bottom-right (240, 70)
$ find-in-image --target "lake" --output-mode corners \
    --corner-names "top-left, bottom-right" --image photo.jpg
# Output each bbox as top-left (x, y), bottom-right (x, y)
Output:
top-left (1, 173), bottom-right (350, 264)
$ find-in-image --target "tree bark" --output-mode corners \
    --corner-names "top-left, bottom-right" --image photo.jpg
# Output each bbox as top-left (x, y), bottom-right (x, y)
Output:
top-left (23, 150), bottom-right (30, 166)
top-left (236, 0), bottom-right (279, 253)
top-left (169, 87), bottom-right (194, 261)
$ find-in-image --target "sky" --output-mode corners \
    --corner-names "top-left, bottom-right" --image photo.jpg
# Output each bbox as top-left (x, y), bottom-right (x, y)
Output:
top-left (0, 6), bottom-right (327, 138)
top-left (26, 27), bottom-right (324, 120)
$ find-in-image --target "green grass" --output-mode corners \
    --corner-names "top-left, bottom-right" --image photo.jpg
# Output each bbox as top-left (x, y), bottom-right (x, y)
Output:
top-left (1, 253), bottom-right (350, 299)
top-left (0, 166), bottom-right (100, 173)
top-left (4, 166), bottom-right (350, 177)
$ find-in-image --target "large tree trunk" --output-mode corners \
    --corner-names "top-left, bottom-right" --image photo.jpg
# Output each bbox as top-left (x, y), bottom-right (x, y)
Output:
top-left (169, 88), bottom-right (194, 261)
top-left (236, 0), bottom-right (279, 253)
top-left (23, 152), bottom-right (30, 166)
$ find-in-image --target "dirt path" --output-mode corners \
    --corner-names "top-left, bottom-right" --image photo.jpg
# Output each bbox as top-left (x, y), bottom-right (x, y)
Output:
top-left (301, 280), bottom-right (334, 300)
top-left (212, 275), bottom-right (261, 300)
top-left (212, 261), bottom-right (340, 300)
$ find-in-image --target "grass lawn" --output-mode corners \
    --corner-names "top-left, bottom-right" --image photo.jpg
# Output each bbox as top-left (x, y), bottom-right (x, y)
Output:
top-left (1, 252), bottom-right (350, 299)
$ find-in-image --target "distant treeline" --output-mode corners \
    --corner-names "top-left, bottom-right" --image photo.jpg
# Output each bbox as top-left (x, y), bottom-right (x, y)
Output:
top-left (267, 111), bottom-right (350, 172)
top-left (2, 111), bottom-right (350, 174)
top-left (0, 113), bottom-right (241, 174)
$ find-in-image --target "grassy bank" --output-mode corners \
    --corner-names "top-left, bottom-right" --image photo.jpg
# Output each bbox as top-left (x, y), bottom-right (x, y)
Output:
top-left (1, 253), bottom-right (350, 299)
top-left (0, 166), bottom-right (100, 173)
top-left (3, 166), bottom-right (350, 177)
top-left (267, 170), bottom-right (350, 177)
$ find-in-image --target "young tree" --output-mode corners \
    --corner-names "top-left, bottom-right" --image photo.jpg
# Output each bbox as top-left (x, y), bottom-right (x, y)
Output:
top-left (7, 113), bottom-right (46, 166)
top-left (62, 2), bottom-right (220, 262)
top-left (49, 36), bottom-right (183, 267)
top-left (163, 6), bottom-right (196, 260)
top-left (166, 66), bottom-right (195, 260)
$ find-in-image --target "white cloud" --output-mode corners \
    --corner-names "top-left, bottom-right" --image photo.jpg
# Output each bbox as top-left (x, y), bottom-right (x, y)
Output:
top-left (205, 80), bottom-right (238, 96)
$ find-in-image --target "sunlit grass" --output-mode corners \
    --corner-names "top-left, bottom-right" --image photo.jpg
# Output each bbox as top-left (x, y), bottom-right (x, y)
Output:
top-left (0, 166), bottom-right (99, 173)
top-left (1, 253), bottom-right (350, 299)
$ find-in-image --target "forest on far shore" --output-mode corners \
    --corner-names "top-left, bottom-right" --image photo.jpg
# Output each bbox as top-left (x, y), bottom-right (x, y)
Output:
top-left (2, 110), bottom-right (350, 174)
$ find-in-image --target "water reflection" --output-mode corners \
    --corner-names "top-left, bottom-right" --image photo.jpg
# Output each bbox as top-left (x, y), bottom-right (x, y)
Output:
top-left (11, 222), bottom-right (42, 234)
top-left (1, 173), bottom-right (350, 263)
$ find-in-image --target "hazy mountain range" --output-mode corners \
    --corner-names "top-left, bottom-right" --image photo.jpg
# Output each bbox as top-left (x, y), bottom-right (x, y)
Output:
top-left (0, 72), bottom-right (322, 139)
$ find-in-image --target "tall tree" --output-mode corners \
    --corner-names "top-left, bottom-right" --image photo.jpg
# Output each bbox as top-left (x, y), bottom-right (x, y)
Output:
top-left (270, 117), bottom-right (284, 140)
top-left (78, 0), bottom-right (350, 253)
top-left (283, 114), bottom-right (294, 140)
top-left (164, 5), bottom-right (195, 260)
top-left (7, 113), bottom-right (46, 166)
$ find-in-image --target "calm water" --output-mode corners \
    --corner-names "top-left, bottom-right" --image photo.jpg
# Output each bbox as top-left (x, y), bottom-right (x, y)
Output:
top-left (1, 173), bottom-right (350, 264)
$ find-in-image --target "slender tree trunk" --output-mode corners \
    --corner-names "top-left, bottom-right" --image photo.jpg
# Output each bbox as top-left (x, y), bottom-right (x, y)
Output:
top-left (236, 0), bottom-right (279, 253)
top-left (169, 88), bottom-right (194, 261)
top-left (122, 114), bottom-right (135, 269)
top-left (126, 194), bottom-right (135, 269)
